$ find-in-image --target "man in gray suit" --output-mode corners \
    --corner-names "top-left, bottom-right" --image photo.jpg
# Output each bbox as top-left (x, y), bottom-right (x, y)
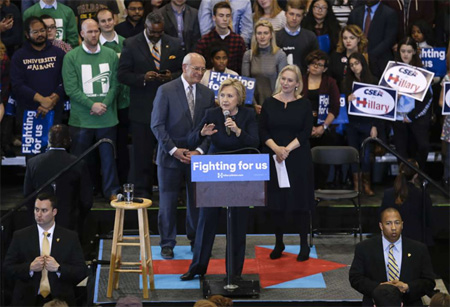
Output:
top-left (151, 53), bottom-right (215, 259)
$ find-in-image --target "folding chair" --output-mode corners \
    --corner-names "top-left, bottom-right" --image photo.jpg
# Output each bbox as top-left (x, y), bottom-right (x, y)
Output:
top-left (310, 146), bottom-right (362, 246)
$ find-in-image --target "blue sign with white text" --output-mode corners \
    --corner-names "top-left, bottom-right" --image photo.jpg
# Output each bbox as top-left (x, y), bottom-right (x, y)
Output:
top-left (208, 72), bottom-right (256, 105)
top-left (22, 110), bottom-right (54, 155)
top-left (191, 154), bottom-right (270, 182)
top-left (421, 48), bottom-right (446, 77)
top-left (443, 82), bottom-right (450, 115)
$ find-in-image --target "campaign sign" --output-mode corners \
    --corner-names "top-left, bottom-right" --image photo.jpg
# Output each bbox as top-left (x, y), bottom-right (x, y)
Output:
top-left (22, 110), bottom-right (54, 155)
top-left (317, 94), bottom-right (349, 124)
top-left (208, 72), bottom-right (255, 105)
top-left (5, 95), bottom-right (16, 116)
top-left (443, 82), bottom-right (450, 115)
top-left (191, 154), bottom-right (270, 182)
top-left (379, 61), bottom-right (434, 102)
top-left (421, 48), bottom-right (447, 77)
top-left (348, 82), bottom-right (397, 121)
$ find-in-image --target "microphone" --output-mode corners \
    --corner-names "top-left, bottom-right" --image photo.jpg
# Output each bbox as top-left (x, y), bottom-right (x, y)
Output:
top-left (223, 110), bottom-right (231, 136)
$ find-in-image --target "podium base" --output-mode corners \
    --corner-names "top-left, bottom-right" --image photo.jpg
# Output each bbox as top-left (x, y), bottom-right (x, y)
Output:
top-left (203, 279), bottom-right (260, 298)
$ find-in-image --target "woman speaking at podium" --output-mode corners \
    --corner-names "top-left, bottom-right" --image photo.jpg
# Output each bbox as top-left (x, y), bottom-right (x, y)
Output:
top-left (260, 64), bottom-right (315, 261)
top-left (180, 79), bottom-right (259, 281)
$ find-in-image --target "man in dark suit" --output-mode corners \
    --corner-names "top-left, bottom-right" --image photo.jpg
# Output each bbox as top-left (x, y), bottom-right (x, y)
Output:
top-left (3, 193), bottom-right (87, 306)
top-left (151, 52), bottom-right (215, 259)
top-left (347, 0), bottom-right (398, 78)
top-left (158, 0), bottom-right (201, 53)
top-left (118, 11), bottom-right (183, 198)
top-left (349, 207), bottom-right (435, 306)
top-left (24, 124), bottom-right (93, 232)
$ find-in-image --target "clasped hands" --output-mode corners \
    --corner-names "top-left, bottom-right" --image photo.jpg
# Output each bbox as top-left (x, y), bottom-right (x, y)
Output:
top-left (274, 145), bottom-right (290, 163)
top-left (380, 280), bottom-right (409, 293)
top-left (145, 70), bottom-right (172, 82)
top-left (30, 255), bottom-right (60, 273)
top-left (36, 93), bottom-right (59, 118)
top-left (173, 148), bottom-right (200, 164)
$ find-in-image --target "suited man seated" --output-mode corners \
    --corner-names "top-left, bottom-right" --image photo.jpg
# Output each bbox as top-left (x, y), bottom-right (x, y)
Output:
top-left (3, 193), bottom-right (87, 306)
top-left (349, 207), bottom-right (435, 306)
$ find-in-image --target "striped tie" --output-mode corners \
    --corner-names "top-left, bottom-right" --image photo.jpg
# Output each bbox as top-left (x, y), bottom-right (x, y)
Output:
top-left (388, 244), bottom-right (400, 281)
top-left (152, 45), bottom-right (160, 70)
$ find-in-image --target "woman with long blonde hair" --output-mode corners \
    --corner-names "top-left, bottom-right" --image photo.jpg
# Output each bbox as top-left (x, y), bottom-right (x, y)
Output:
top-left (242, 20), bottom-right (287, 114)
top-left (260, 64), bottom-right (314, 261)
top-left (253, 0), bottom-right (286, 31)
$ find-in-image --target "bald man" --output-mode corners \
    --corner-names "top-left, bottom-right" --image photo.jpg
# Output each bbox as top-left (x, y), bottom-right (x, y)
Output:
top-left (62, 18), bottom-right (120, 201)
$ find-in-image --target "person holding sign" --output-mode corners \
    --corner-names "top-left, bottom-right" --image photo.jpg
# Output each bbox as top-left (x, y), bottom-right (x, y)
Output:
top-left (242, 19), bottom-right (287, 114)
top-left (180, 79), bottom-right (259, 281)
top-left (342, 52), bottom-right (378, 195)
top-left (260, 64), bottom-right (314, 262)
top-left (200, 44), bottom-right (238, 87)
top-left (392, 37), bottom-right (433, 171)
top-left (438, 53), bottom-right (450, 190)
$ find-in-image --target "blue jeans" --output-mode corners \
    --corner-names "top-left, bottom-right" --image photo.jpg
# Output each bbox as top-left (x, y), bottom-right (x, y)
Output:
top-left (69, 126), bottom-right (120, 198)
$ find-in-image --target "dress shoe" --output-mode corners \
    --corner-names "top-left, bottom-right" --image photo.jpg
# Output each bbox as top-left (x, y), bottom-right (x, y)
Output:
top-left (270, 243), bottom-right (285, 259)
top-left (161, 246), bottom-right (174, 259)
top-left (180, 271), bottom-right (202, 281)
top-left (297, 245), bottom-right (310, 262)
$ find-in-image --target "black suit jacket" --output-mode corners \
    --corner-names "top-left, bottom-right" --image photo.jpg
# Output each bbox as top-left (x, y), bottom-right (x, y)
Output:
top-left (349, 236), bottom-right (435, 306)
top-left (24, 150), bottom-right (93, 231)
top-left (3, 225), bottom-right (87, 306)
top-left (158, 3), bottom-right (201, 53)
top-left (347, 3), bottom-right (398, 77)
top-left (118, 33), bottom-right (184, 124)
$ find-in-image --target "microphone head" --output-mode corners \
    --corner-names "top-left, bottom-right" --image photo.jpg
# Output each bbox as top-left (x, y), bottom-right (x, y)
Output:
top-left (223, 110), bottom-right (230, 117)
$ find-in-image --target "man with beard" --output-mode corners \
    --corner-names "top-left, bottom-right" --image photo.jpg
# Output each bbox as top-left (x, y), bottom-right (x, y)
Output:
top-left (10, 16), bottom-right (66, 124)
top-left (116, 0), bottom-right (145, 38)
top-left (62, 18), bottom-right (120, 201)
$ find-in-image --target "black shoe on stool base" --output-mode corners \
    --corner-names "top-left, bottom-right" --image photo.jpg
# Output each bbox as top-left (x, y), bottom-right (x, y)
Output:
top-left (160, 246), bottom-right (174, 259)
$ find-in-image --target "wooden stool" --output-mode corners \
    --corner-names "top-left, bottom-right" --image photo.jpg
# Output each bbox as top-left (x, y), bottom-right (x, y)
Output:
top-left (107, 199), bottom-right (155, 298)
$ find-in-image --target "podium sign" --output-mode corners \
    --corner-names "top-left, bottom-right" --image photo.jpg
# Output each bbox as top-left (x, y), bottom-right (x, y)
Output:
top-left (191, 154), bottom-right (270, 182)
top-left (192, 154), bottom-right (269, 208)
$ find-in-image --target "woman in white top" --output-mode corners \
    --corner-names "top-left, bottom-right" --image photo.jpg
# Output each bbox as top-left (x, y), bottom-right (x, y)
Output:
top-left (253, 0), bottom-right (286, 31)
top-left (201, 44), bottom-right (238, 87)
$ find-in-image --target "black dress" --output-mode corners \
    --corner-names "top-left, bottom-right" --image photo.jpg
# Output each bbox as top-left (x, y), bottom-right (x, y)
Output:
top-left (260, 96), bottom-right (315, 212)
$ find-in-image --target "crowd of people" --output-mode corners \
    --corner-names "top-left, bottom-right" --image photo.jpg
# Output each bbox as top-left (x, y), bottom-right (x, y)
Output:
top-left (0, 0), bottom-right (449, 305)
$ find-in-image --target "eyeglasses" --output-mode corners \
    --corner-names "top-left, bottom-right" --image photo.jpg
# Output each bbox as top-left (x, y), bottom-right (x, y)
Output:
top-left (30, 28), bottom-right (47, 35)
top-left (349, 60), bottom-right (361, 68)
top-left (47, 25), bottom-right (57, 31)
top-left (128, 7), bottom-right (144, 11)
top-left (313, 5), bottom-right (328, 11)
top-left (310, 62), bottom-right (325, 68)
top-left (189, 65), bottom-right (206, 73)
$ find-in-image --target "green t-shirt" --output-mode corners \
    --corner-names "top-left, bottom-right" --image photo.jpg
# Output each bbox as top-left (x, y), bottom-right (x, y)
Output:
top-left (23, 2), bottom-right (79, 48)
top-left (62, 44), bottom-right (118, 128)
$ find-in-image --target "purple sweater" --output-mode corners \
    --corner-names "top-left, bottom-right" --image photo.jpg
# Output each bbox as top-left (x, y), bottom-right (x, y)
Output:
top-left (11, 41), bottom-right (66, 114)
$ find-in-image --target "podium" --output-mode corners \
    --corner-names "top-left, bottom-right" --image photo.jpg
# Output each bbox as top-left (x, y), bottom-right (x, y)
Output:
top-left (191, 154), bottom-right (269, 298)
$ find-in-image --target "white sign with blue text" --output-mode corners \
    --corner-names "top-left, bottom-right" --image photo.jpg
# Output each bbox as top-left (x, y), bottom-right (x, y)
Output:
top-left (348, 82), bottom-right (397, 121)
top-left (379, 61), bottom-right (434, 102)
top-left (191, 154), bottom-right (270, 182)
top-left (443, 82), bottom-right (450, 115)
top-left (208, 72), bottom-right (256, 105)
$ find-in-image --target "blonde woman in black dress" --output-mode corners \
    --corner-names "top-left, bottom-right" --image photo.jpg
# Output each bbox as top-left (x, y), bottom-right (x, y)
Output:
top-left (260, 64), bottom-right (314, 261)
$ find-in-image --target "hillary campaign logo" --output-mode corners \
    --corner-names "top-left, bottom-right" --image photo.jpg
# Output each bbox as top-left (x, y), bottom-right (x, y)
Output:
top-left (348, 82), bottom-right (397, 121)
top-left (379, 61), bottom-right (434, 102)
